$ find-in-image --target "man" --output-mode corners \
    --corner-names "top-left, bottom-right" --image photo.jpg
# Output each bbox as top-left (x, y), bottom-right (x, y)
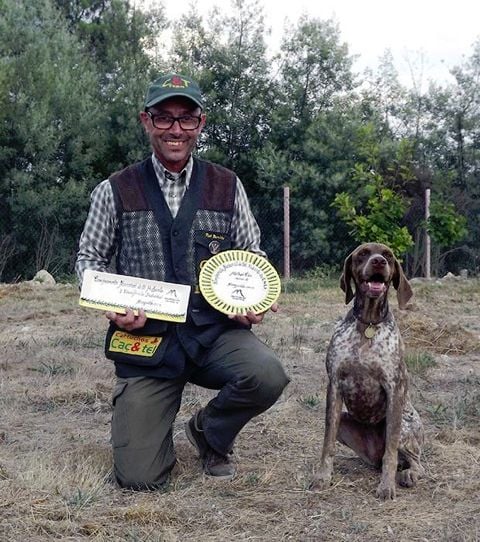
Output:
top-left (76, 73), bottom-right (289, 490)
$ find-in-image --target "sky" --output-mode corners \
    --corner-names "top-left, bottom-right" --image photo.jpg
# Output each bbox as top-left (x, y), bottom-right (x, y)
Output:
top-left (153, 0), bottom-right (480, 87)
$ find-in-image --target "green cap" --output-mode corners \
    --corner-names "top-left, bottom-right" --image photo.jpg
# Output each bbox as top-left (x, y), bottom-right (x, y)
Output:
top-left (144, 74), bottom-right (204, 109)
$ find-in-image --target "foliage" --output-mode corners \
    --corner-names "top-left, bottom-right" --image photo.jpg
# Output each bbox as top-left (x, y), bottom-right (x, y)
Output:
top-left (332, 125), bottom-right (415, 258)
top-left (333, 180), bottom-right (414, 257)
top-left (54, 0), bottom-right (167, 174)
top-left (0, 0), bottom-right (106, 278)
top-left (0, 0), bottom-right (167, 279)
top-left (170, 0), bottom-right (276, 187)
top-left (427, 201), bottom-right (467, 248)
top-left (278, 16), bottom-right (354, 121)
top-left (1, 0), bottom-right (480, 280)
top-left (252, 18), bottom-right (358, 269)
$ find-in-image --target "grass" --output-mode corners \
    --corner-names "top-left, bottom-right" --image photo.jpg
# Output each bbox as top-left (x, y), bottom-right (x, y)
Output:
top-left (29, 361), bottom-right (75, 376)
top-left (427, 385), bottom-right (480, 429)
top-left (404, 350), bottom-right (437, 374)
top-left (282, 264), bottom-right (339, 293)
top-left (298, 394), bottom-right (322, 409)
top-left (0, 279), bottom-right (479, 541)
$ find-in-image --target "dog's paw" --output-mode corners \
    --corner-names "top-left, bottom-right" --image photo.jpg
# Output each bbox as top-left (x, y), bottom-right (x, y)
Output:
top-left (376, 480), bottom-right (396, 500)
top-left (309, 472), bottom-right (332, 491)
top-left (397, 466), bottom-right (422, 488)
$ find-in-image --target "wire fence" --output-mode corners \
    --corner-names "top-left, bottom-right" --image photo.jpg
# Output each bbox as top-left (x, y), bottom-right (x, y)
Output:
top-left (1, 188), bottom-right (477, 282)
top-left (249, 192), bottom-right (351, 278)
top-left (251, 192), bottom-right (479, 280)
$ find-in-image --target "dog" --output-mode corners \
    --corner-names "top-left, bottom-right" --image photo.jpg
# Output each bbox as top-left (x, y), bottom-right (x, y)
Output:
top-left (311, 243), bottom-right (424, 500)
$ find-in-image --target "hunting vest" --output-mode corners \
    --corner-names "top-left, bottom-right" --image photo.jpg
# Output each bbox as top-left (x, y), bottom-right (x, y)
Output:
top-left (104, 156), bottom-right (245, 378)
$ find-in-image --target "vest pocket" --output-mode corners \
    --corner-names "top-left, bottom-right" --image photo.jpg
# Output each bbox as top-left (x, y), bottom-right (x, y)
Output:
top-left (190, 303), bottom-right (230, 326)
top-left (194, 231), bottom-right (232, 268)
top-left (104, 320), bottom-right (170, 367)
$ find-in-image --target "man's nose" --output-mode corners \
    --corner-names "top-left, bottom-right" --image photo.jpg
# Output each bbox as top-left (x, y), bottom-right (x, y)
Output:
top-left (169, 119), bottom-right (184, 134)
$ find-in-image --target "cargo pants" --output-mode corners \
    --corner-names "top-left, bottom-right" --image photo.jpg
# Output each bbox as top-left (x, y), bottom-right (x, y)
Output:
top-left (111, 328), bottom-right (289, 490)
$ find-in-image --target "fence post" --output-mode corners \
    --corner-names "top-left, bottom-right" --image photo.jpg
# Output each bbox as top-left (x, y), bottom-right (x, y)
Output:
top-left (425, 187), bottom-right (431, 279)
top-left (283, 186), bottom-right (290, 280)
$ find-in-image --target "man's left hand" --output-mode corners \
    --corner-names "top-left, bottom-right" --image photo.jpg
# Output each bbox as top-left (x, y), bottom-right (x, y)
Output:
top-left (228, 302), bottom-right (278, 326)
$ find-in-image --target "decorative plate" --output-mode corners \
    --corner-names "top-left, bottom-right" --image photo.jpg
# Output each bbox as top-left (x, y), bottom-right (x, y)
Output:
top-left (199, 250), bottom-right (281, 315)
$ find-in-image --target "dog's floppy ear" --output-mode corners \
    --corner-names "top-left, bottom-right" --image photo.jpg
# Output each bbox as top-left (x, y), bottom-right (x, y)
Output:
top-left (340, 253), bottom-right (354, 304)
top-left (393, 258), bottom-right (413, 309)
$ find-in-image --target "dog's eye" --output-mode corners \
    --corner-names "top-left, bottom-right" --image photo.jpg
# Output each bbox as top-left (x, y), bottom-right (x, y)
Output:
top-left (382, 251), bottom-right (393, 261)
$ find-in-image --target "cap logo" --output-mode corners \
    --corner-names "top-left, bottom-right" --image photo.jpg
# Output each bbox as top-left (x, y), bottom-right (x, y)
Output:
top-left (162, 76), bottom-right (190, 89)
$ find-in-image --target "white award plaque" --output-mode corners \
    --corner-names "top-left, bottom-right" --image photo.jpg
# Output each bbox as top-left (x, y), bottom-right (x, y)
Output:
top-left (199, 250), bottom-right (281, 315)
top-left (79, 270), bottom-right (191, 323)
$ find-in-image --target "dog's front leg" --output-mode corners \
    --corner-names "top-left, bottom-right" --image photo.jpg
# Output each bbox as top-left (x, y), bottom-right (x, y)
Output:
top-left (376, 383), bottom-right (405, 500)
top-left (310, 380), bottom-right (343, 490)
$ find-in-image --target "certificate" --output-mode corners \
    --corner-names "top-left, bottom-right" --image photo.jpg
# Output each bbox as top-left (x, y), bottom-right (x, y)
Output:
top-left (79, 270), bottom-right (191, 323)
top-left (199, 250), bottom-right (281, 315)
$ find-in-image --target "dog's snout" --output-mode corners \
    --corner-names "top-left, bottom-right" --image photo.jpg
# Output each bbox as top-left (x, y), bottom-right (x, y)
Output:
top-left (371, 255), bottom-right (387, 268)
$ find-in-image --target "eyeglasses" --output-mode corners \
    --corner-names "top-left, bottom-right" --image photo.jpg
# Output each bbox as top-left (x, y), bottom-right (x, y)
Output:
top-left (146, 111), bottom-right (202, 130)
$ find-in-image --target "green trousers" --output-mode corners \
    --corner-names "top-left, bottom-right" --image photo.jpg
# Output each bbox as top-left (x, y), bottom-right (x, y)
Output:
top-left (111, 328), bottom-right (289, 490)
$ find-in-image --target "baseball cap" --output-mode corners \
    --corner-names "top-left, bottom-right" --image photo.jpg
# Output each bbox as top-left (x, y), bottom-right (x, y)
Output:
top-left (144, 74), bottom-right (204, 109)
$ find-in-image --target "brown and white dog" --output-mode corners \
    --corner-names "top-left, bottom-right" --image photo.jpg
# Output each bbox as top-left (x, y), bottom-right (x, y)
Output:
top-left (311, 243), bottom-right (424, 500)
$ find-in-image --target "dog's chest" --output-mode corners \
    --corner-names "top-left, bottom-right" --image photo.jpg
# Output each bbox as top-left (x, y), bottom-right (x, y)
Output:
top-left (326, 319), bottom-right (404, 422)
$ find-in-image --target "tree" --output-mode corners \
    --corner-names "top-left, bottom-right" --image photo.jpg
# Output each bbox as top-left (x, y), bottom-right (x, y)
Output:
top-left (333, 178), bottom-right (414, 258)
top-left (361, 50), bottom-right (407, 137)
top-left (254, 17), bottom-right (358, 269)
top-left (278, 16), bottom-right (354, 121)
top-left (332, 125), bottom-right (415, 259)
top-left (170, 0), bottom-right (276, 188)
top-left (0, 0), bottom-right (106, 278)
top-left (54, 0), bottom-right (169, 174)
top-left (418, 41), bottom-right (480, 273)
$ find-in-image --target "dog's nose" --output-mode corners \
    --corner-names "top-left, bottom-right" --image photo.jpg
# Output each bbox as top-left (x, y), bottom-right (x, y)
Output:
top-left (371, 256), bottom-right (387, 267)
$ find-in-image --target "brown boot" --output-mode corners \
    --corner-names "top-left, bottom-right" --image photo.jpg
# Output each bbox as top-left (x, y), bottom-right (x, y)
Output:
top-left (185, 410), bottom-right (236, 480)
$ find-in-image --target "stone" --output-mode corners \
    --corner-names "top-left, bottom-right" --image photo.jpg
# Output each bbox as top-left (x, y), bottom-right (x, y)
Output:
top-left (32, 270), bottom-right (56, 285)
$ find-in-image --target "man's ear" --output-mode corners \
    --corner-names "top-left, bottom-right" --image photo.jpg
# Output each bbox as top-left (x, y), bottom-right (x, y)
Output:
top-left (340, 253), bottom-right (354, 304)
top-left (200, 112), bottom-right (207, 129)
top-left (139, 111), bottom-right (151, 132)
top-left (393, 258), bottom-right (413, 309)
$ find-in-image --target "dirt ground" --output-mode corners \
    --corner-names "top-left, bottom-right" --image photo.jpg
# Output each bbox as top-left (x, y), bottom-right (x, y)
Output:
top-left (0, 277), bottom-right (479, 541)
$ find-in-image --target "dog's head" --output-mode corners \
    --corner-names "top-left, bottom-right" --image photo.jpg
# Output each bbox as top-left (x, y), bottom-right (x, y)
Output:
top-left (340, 243), bottom-right (413, 309)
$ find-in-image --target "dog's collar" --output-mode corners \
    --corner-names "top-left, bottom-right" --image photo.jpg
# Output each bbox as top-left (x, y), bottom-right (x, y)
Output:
top-left (353, 307), bottom-right (389, 339)
top-left (353, 312), bottom-right (388, 326)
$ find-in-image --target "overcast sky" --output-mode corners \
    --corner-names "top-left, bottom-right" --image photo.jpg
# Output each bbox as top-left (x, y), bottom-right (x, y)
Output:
top-left (154, 0), bottom-right (480, 87)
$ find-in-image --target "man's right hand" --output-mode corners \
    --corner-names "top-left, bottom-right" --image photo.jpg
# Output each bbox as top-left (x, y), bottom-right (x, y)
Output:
top-left (105, 308), bottom-right (147, 331)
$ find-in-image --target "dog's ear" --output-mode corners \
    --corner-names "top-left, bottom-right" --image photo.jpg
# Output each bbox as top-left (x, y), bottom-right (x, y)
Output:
top-left (393, 258), bottom-right (413, 309)
top-left (340, 253), bottom-right (355, 304)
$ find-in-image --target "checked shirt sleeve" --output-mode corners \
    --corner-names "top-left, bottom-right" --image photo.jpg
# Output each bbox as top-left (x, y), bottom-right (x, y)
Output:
top-left (230, 177), bottom-right (266, 258)
top-left (75, 180), bottom-right (118, 286)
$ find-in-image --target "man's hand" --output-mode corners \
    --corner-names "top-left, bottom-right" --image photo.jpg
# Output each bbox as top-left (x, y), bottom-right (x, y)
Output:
top-left (228, 302), bottom-right (278, 326)
top-left (105, 308), bottom-right (147, 331)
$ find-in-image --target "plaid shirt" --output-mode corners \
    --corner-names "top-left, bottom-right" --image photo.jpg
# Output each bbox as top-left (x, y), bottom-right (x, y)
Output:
top-left (76, 154), bottom-right (265, 284)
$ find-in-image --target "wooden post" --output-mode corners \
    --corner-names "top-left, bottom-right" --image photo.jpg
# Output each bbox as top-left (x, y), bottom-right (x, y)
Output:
top-left (283, 186), bottom-right (290, 280)
top-left (425, 188), bottom-right (431, 279)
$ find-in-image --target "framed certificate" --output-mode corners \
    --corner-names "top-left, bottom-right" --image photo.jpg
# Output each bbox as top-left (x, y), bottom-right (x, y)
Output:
top-left (199, 250), bottom-right (281, 315)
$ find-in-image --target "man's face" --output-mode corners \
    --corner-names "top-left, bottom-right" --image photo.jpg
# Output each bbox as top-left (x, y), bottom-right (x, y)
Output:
top-left (140, 97), bottom-right (206, 172)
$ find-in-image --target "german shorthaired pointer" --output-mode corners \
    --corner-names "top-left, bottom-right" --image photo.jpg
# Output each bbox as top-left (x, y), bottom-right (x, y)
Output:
top-left (311, 243), bottom-right (424, 500)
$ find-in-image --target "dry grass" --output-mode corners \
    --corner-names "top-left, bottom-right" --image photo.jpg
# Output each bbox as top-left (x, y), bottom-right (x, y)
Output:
top-left (0, 279), bottom-right (479, 541)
